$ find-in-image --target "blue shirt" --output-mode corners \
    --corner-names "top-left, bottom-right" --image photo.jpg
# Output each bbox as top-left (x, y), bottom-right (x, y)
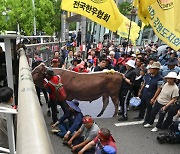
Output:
top-left (161, 66), bottom-right (180, 77)
top-left (59, 110), bottom-right (83, 133)
top-left (142, 73), bottom-right (163, 99)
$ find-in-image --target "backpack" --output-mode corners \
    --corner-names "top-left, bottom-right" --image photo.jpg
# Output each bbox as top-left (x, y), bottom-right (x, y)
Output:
top-left (48, 75), bottom-right (67, 101)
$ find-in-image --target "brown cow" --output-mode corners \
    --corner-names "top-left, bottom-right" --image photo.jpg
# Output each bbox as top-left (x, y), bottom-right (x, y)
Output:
top-left (32, 63), bottom-right (123, 117)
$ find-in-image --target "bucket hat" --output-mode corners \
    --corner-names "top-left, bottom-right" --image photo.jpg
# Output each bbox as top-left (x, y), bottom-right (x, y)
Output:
top-left (164, 72), bottom-right (177, 79)
top-left (66, 100), bottom-right (81, 112)
top-left (150, 62), bottom-right (161, 69)
top-left (125, 60), bottom-right (135, 68)
top-left (177, 73), bottom-right (180, 80)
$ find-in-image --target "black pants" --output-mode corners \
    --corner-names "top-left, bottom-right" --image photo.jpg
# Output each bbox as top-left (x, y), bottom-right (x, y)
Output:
top-left (161, 104), bottom-right (180, 129)
top-left (119, 90), bottom-right (131, 117)
top-left (144, 99), bottom-right (154, 124)
top-left (148, 102), bottom-right (163, 125)
top-left (72, 136), bottom-right (95, 154)
top-left (138, 96), bottom-right (151, 119)
top-left (36, 86), bottom-right (48, 105)
top-left (49, 99), bottom-right (68, 123)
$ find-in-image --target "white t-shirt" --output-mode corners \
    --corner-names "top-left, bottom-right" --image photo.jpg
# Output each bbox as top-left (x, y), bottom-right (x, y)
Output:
top-left (157, 83), bottom-right (179, 105)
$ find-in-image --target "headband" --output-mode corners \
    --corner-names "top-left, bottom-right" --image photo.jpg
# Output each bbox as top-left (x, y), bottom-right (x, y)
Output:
top-left (83, 117), bottom-right (93, 123)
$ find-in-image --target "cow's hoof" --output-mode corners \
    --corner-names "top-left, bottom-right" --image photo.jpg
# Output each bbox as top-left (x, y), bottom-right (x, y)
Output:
top-left (97, 113), bottom-right (102, 117)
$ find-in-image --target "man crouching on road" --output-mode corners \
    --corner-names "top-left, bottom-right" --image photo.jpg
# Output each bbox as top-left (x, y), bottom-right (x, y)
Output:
top-left (67, 115), bottom-right (99, 154)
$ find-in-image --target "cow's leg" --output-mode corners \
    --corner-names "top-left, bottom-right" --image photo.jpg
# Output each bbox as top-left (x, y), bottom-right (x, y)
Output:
top-left (97, 95), bottom-right (109, 117)
top-left (111, 95), bottom-right (119, 117)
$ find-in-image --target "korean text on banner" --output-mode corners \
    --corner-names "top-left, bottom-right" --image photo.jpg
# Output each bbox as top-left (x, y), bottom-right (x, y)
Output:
top-left (148, 0), bottom-right (180, 51)
top-left (61, 0), bottom-right (124, 32)
top-left (133, 0), bottom-right (156, 25)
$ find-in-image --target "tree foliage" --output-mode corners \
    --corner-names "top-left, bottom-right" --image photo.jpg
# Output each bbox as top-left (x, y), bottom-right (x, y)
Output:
top-left (0, 0), bottom-right (8, 32)
top-left (0, 0), bottom-right (62, 35)
top-left (118, 1), bottom-right (132, 15)
top-left (69, 22), bottom-right (76, 31)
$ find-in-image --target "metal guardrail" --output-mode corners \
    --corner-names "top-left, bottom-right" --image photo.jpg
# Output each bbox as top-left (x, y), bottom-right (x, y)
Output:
top-left (16, 48), bottom-right (54, 154)
top-left (25, 41), bottom-right (60, 47)
top-left (0, 107), bottom-right (17, 154)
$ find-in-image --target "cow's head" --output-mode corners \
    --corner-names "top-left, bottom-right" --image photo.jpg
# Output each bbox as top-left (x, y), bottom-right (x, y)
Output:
top-left (32, 63), bottom-right (47, 88)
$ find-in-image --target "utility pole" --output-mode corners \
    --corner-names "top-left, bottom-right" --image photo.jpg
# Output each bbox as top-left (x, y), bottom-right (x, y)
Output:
top-left (81, 16), bottom-right (86, 43)
top-left (32, 0), bottom-right (36, 35)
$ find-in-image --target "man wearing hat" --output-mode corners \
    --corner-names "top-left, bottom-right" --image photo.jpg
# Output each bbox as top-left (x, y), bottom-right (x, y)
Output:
top-left (118, 59), bottom-right (136, 121)
top-left (114, 57), bottom-right (126, 73)
top-left (87, 59), bottom-right (94, 72)
top-left (67, 115), bottom-right (99, 153)
top-left (161, 58), bottom-right (180, 77)
top-left (134, 62), bottom-right (163, 122)
top-left (144, 72), bottom-right (179, 132)
top-left (51, 100), bottom-right (83, 140)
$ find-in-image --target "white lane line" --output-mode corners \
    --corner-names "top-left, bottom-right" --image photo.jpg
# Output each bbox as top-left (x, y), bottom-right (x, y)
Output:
top-left (114, 119), bottom-right (158, 127)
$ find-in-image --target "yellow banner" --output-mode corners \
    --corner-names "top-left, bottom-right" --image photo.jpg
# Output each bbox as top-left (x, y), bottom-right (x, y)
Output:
top-left (148, 0), bottom-right (180, 50)
top-left (61, 0), bottom-right (124, 32)
top-left (174, 0), bottom-right (180, 32)
top-left (117, 16), bottom-right (140, 45)
top-left (133, 0), bottom-right (156, 25)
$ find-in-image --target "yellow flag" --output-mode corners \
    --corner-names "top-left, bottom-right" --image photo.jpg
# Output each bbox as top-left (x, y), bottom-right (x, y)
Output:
top-left (148, 0), bottom-right (180, 50)
top-left (61, 0), bottom-right (124, 32)
top-left (133, 0), bottom-right (156, 25)
top-left (174, 0), bottom-right (180, 32)
top-left (117, 16), bottom-right (140, 45)
top-left (141, 22), bottom-right (145, 31)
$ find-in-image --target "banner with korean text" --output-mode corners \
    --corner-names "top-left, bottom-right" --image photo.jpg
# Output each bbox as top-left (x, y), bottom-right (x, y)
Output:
top-left (61, 0), bottom-right (124, 32)
top-left (133, 0), bottom-right (156, 25)
top-left (148, 0), bottom-right (180, 50)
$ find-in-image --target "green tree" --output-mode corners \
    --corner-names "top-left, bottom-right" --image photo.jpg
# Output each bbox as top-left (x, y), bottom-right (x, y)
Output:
top-left (51, 0), bottom-right (61, 35)
top-left (118, 1), bottom-right (132, 15)
top-left (0, 0), bottom-right (8, 32)
top-left (69, 22), bottom-right (76, 31)
top-left (6, 0), bottom-right (34, 35)
top-left (35, 0), bottom-right (55, 35)
top-left (0, 0), bottom-right (61, 35)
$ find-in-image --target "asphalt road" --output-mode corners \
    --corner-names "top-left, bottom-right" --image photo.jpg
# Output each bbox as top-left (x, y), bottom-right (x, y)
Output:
top-left (41, 97), bottom-right (180, 154)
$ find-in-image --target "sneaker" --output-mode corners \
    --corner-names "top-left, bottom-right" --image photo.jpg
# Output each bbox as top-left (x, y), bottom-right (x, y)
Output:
top-left (118, 116), bottom-right (128, 121)
top-left (144, 123), bottom-right (153, 128)
top-left (142, 121), bottom-right (147, 125)
top-left (51, 129), bottom-right (61, 134)
top-left (151, 127), bottom-right (159, 132)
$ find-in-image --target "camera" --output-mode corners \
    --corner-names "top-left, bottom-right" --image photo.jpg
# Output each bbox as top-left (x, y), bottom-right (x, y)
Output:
top-left (157, 132), bottom-right (180, 144)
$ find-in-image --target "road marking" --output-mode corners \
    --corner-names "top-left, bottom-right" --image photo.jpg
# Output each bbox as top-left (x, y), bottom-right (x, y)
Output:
top-left (114, 119), bottom-right (158, 127)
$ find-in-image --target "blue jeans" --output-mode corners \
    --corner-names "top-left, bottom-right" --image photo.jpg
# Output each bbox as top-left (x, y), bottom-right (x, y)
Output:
top-left (57, 122), bottom-right (69, 138)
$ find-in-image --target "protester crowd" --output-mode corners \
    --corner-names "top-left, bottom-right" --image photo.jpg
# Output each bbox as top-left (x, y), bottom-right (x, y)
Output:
top-left (1, 38), bottom-right (180, 153)
top-left (30, 38), bottom-right (180, 151)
